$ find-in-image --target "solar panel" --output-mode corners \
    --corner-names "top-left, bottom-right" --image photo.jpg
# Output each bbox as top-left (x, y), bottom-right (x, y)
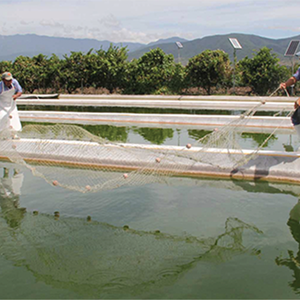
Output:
top-left (229, 38), bottom-right (242, 49)
top-left (175, 41), bottom-right (183, 49)
top-left (284, 40), bottom-right (300, 56)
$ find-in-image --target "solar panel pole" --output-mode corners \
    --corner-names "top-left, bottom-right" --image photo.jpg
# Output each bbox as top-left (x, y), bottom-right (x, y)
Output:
top-left (233, 48), bottom-right (237, 92)
top-left (175, 42), bottom-right (183, 64)
top-left (229, 38), bottom-right (242, 94)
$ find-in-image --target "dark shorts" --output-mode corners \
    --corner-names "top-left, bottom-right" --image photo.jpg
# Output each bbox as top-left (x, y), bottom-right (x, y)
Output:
top-left (292, 108), bottom-right (300, 126)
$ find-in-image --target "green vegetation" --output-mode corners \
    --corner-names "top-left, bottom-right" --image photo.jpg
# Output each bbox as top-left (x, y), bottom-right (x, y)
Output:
top-left (238, 47), bottom-right (289, 95)
top-left (123, 48), bottom-right (176, 94)
top-left (185, 50), bottom-right (232, 95)
top-left (0, 44), bottom-right (293, 96)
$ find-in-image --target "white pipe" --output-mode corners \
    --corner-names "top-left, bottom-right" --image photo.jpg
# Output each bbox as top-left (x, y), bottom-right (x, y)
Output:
top-left (17, 98), bottom-right (295, 111)
top-left (18, 111), bottom-right (294, 130)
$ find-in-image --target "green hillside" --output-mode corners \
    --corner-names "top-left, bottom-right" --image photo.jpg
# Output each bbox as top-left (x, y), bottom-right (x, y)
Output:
top-left (0, 33), bottom-right (299, 66)
top-left (128, 33), bottom-right (300, 65)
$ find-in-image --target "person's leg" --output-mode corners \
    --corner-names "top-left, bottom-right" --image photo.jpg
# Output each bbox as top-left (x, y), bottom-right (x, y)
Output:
top-left (294, 125), bottom-right (300, 151)
top-left (3, 167), bottom-right (9, 178)
top-left (295, 124), bottom-right (300, 138)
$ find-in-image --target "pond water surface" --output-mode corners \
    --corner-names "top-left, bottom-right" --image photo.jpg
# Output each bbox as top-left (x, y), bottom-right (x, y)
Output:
top-left (1, 164), bottom-right (300, 299)
top-left (1, 114), bottom-right (300, 299)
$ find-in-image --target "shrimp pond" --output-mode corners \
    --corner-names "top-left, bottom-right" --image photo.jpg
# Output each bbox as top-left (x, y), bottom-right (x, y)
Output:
top-left (1, 121), bottom-right (300, 299)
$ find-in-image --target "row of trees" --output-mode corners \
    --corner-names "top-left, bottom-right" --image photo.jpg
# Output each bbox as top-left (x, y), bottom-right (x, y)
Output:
top-left (0, 46), bottom-right (293, 95)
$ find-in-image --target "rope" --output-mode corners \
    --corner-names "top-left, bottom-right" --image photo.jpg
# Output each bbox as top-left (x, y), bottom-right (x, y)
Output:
top-left (232, 85), bottom-right (296, 168)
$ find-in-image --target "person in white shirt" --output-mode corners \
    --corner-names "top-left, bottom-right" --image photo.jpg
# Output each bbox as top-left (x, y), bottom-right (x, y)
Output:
top-left (0, 72), bottom-right (23, 133)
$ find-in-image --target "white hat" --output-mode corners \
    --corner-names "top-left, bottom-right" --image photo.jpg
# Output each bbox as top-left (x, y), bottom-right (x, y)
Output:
top-left (2, 72), bottom-right (13, 80)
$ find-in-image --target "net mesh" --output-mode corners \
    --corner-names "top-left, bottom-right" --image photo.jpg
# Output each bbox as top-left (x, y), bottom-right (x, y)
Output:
top-left (0, 88), bottom-right (295, 192)
top-left (0, 213), bottom-right (262, 295)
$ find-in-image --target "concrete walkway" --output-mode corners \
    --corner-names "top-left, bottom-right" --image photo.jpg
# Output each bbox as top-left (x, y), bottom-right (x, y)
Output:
top-left (18, 111), bottom-right (294, 133)
top-left (2, 139), bottom-right (300, 185)
top-left (11, 94), bottom-right (300, 186)
top-left (17, 94), bottom-right (297, 111)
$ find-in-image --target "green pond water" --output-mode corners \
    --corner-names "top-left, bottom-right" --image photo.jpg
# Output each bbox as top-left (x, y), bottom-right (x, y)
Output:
top-left (1, 111), bottom-right (300, 298)
top-left (80, 124), bottom-right (299, 152)
top-left (1, 164), bottom-right (300, 299)
top-left (18, 105), bottom-right (290, 117)
top-left (21, 121), bottom-right (300, 152)
top-left (20, 106), bottom-right (297, 151)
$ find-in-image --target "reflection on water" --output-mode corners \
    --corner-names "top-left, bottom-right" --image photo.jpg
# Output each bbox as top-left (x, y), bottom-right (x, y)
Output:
top-left (232, 179), bottom-right (299, 197)
top-left (82, 124), bottom-right (129, 142)
top-left (2, 165), bottom-right (300, 298)
top-left (233, 180), bottom-right (300, 295)
top-left (0, 166), bottom-right (264, 298)
top-left (133, 127), bottom-right (174, 145)
top-left (188, 129), bottom-right (211, 141)
top-left (19, 105), bottom-right (291, 118)
top-left (276, 199), bottom-right (300, 294)
top-left (241, 132), bottom-right (278, 148)
top-left (0, 168), bottom-right (26, 228)
top-left (0, 213), bottom-right (262, 297)
top-left (19, 106), bottom-right (236, 115)
top-left (21, 122), bottom-right (297, 151)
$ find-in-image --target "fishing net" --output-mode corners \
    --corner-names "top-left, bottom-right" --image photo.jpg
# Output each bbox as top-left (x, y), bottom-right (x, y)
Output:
top-left (0, 210), bottom-right (262, 296)
top-left (0, 87), bottom-right (295, 192)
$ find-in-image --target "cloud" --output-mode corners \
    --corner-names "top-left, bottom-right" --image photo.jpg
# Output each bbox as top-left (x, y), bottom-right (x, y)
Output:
top-left (98, 15), bottom-right (121, 30)
top-left (40, 20), bottom-right (65, 29)
top-left (0, 0), bottom-right (300, 43)
top-left (20, 20), bottom-right (34, 26)
top-left (267, 26), bottom-right (300, 35)
top-left (36, 13), bottom-right (180, 43)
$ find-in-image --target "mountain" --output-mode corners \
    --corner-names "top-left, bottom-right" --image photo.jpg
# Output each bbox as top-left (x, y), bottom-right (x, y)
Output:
top-left (0, 33), bottom-right (298, 65)
top-left (128, 33), bottom-right (300, 65)
top-left (0, 34), bottom-right (188, 61)
top-left (0, 34), bottom-right (144, 61)
top-left (146, 37), bottom-right (187, 47)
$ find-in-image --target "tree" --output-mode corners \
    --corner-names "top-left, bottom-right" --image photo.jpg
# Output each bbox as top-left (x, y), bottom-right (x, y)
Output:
top-left (93, 45), bottom-right (128, 93)
top-left (31, 54), bottom-right (50, 92)
top-left (47, 54), bottom-right (62, 92)
top-left (0, 61), bottom-right (13, 74)
top-left (60, 51), bottom-right (90, 93)
top-left (12, 56), bottom-right (38, 93)
top-left (168, 63), bottom-right (186, 94)
top-left (125, 48), bottom-right (176, 94)
top-left (238, 47), bottom-right (288, 95)
top-left (12, 54), bottom-right (52, 93)
top-left (185, 50), bottom-right (232, 95)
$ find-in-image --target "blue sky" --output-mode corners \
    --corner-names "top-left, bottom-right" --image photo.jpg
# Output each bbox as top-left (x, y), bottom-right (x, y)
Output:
top-left (1, 0), bottom-right (299, 43)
